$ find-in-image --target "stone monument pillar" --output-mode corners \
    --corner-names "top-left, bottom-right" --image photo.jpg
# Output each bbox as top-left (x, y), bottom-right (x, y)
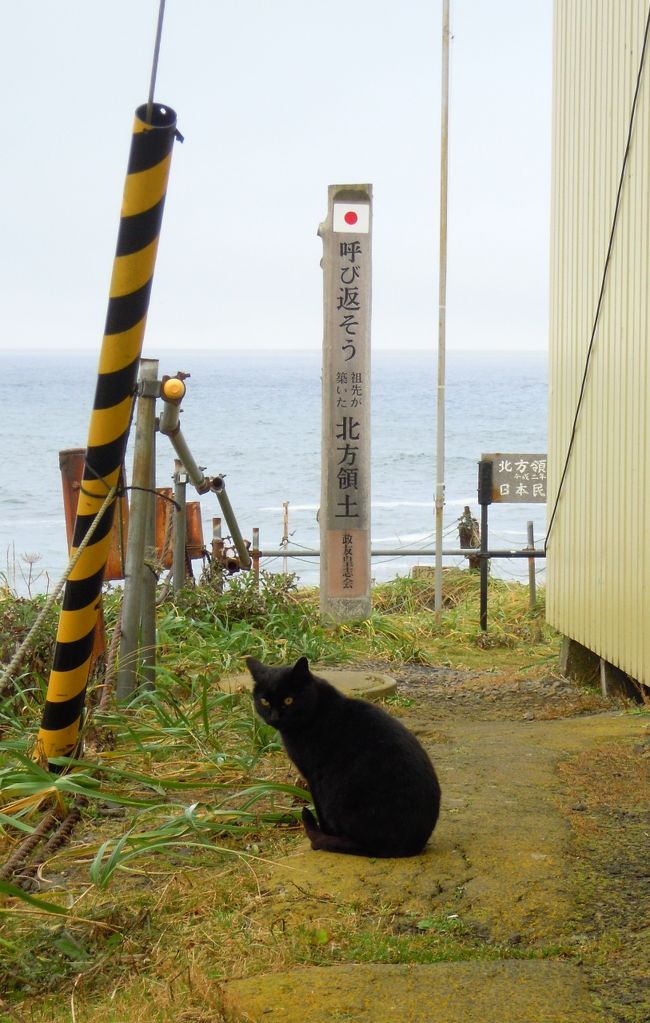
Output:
top-left (318, 184), bottom-right (372, 621)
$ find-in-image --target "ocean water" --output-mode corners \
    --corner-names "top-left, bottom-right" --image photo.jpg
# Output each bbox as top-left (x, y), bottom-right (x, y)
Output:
top-left (0, 349), bottom-right (547, 595)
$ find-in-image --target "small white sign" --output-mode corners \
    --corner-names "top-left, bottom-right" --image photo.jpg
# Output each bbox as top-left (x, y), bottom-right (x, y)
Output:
top-left (333, 202), bottom-right (370, 234)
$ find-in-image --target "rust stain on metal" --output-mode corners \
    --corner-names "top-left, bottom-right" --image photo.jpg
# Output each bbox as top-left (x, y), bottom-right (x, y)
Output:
top-left (155, 487), bottom-right (204, 566)
top-left (59, 448), bottom-right (129, 580)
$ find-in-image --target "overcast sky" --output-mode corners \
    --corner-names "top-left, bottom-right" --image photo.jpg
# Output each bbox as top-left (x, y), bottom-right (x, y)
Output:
top-left (0, 1), bottom-right (552, 354)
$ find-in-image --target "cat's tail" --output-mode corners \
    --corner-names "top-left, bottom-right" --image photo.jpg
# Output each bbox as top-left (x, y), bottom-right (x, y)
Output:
top-left (301, 807), bottom-right (373, 856)
top-left (301, 807), bottom-right (321, 842)
top-left (301, 807), bottom-right (430, 858)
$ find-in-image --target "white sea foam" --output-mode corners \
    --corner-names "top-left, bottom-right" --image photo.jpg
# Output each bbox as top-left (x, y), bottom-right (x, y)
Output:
top-left (259, 504), bottom-right (319, 513)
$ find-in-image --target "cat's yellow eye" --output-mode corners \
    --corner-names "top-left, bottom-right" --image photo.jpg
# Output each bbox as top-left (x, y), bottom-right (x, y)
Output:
top-left (283, 696), bottom-right (294, 706)
top-left (260, 698), bottom-right (270, 707)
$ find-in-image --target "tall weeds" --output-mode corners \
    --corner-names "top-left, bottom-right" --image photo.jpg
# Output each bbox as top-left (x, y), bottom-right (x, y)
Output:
top-left (0, 568), bottom-right (554, 904)
top-left (0, 567), bottom-right (561, 1014)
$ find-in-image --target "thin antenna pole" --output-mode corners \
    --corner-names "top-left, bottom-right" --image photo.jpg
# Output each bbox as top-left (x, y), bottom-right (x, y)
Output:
top-left (435, 0), bottom-right (450, 619)
top-left (147, 0), bottom-right (167, 124)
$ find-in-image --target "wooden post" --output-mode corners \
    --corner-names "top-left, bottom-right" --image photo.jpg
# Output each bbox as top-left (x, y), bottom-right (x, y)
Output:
top-left (318, 185), bottom-right (372, 622)
top-left (117, 359), bottom-right (159, 701)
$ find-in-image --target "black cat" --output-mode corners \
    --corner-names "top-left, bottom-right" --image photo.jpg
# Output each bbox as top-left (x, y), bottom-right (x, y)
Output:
top-left (246, 656), bottom-right (441, 858)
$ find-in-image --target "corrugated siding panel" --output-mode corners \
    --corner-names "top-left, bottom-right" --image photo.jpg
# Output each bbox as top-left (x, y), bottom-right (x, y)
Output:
top-left (548, 0), bottom-right (650, 686)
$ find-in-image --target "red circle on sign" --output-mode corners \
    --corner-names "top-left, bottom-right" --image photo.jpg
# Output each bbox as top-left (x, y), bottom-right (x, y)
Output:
top-left (344, 210), bottom-right (358, 225)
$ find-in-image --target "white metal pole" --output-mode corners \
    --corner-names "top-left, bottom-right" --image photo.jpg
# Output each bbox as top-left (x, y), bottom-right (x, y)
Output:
top-left (435, 0), bottom-right (451, 618)
top-left (173, 459), bottom-right (188, 594)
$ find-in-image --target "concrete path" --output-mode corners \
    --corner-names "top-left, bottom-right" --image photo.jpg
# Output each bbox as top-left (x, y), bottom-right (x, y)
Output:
top-left (221, 961), bottom-right (595, 1023)
top-left (218, 709), bottom-right (644, 1023)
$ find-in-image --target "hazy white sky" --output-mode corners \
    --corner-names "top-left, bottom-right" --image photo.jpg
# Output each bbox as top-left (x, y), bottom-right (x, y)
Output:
top-left (1, 1), bottom-right (552, 354)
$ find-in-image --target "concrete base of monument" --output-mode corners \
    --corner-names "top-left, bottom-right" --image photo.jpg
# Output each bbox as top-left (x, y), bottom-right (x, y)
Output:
top-left (216, 666), bottom-right (396, 701)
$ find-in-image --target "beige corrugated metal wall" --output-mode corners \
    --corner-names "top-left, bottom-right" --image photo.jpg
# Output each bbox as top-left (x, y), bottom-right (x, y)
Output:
top-left (548, 0), bottom-right (650, 686)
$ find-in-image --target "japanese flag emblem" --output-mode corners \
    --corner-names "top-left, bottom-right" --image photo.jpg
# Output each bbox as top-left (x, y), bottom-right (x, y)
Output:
top-left (333, 202), bottom-right (370, 234)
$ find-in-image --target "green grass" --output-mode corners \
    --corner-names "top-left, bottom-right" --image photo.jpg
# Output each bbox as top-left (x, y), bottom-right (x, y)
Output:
top-left (0, 566), bottom-right (562, 1021)
top-left (290, 911), bottom-right (561, 967)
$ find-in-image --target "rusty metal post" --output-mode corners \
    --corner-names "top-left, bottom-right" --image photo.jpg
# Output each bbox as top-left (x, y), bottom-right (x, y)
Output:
top-left (59, 448), bottom-right (128, 583)
top-left (211, 516), bottom-right (224, 593)
top-left (58, 449), bottom-right (108, 666)
top-left (212, 517), bottom-right (222, 559)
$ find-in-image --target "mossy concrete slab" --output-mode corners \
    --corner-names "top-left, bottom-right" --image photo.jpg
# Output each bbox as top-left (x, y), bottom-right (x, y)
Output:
top-left (217, 667), bottom-right (396, 701)
top-left (252, 712), bottom-right (645, 946)
top-left (220, 961), bottom-right (596, 1023)
top-left (259, 839), bottom-right (467, 924)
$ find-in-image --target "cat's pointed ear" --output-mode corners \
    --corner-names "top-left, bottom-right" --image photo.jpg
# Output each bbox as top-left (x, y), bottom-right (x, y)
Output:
top-left (293, 656), bottom-right (310, 679)
top-left (245, 657), bottom-right (264, 680)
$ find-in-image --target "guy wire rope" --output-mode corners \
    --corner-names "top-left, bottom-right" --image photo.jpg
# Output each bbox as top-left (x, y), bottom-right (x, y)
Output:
top-left (147, 0), bottom-right (167, 123)
top-left (0, 485), bottom-right (118, 693)
top-left (545, 2), bottom-right (650, 551)
top-left (37, 98), bottom-right (180, 766)
top-left (0, 810), bottom-right (59, 884)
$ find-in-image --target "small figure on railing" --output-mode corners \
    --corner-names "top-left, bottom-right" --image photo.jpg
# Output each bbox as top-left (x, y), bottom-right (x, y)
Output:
top-left (457, 506), bottom-right (481, 571)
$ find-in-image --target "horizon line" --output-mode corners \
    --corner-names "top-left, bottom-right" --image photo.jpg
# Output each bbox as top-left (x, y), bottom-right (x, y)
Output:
top-left (1, 345), bottom-right (548, 355)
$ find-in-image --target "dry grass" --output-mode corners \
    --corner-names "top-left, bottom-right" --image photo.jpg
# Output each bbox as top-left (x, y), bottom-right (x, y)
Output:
top-left (557, 740), bottom-right (650, 1023)
top-left (558, 743), bottom-right (650, 838)
top-left (0, 569), bottom-right (568, 1020)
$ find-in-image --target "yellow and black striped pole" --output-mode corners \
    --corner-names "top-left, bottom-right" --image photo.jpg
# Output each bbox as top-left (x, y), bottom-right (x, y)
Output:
top-left (37, 103), bottom-right (179, 765)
